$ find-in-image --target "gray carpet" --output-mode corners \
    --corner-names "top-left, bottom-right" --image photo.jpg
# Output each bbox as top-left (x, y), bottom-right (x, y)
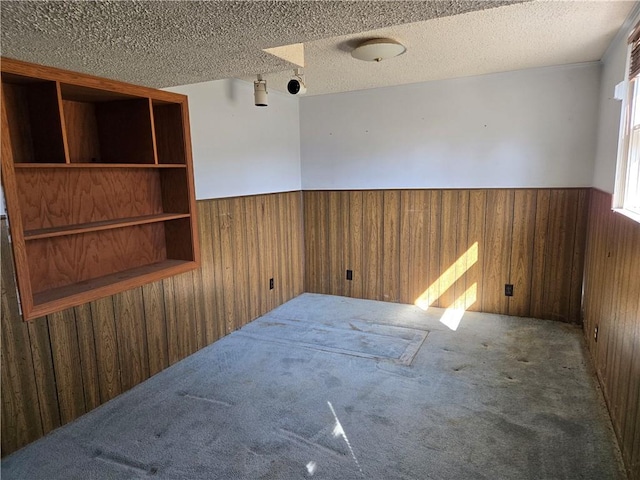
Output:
top-left (1, 293), bottom-right (625, 479)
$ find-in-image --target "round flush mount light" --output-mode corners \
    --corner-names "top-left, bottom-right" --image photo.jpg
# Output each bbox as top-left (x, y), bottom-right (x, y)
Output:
top-left (351, 38), bottom-right (406, 62)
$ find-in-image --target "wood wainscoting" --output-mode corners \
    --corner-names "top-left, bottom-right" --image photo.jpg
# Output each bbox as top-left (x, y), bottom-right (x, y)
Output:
top-left (583, 189), bottom-right (640, 480)
top-left (4, 185), bottom-right (637, 477)
top-left (303, 189), bottom-right (589, 323)
top-left (0, 191), bottom-right (304, 456)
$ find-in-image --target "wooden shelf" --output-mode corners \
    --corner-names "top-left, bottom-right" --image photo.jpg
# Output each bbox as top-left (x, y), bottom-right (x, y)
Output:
top-left (14, 163), bottom-right (187, 169)
top-left (1, 57), bottom-right (200, 321)
top-left (31, 259), bottom-right (197, 316)
top-left (24, 213), bottom-right (191, 240)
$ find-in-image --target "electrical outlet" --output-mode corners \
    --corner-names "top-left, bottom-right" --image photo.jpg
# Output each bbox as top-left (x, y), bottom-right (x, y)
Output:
top-left (346, 269), bottom-right (353, 281)
top-left (269, 278), bottom-right (274, 290)
top-left (594, 325), bottom-right (599, 342)
top-left (505, 284), bottom-right (514, 297)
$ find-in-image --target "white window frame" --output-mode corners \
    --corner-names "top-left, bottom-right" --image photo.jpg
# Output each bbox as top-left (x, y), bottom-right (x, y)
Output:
top-left (614, 30), bottom-right (640, 224)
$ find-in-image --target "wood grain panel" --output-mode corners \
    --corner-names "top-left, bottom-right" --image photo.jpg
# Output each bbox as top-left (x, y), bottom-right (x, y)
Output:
top-left (347, 191), bottom-right (363, 299)
top-left (439, 190), bottom-right (459, 310)
top-left (530, 189), bottom-right (551, 319)
top-left (73, 304), bottom-right (101, 411)
top-left (327, 191), bottom-right (344, 297)
top-left (482, 190), bottom-right (513, 314)
top-left (162, 275), bottom-right (180, 365)
top-left (173, 272), bottom-right (199, 359)
top-left (399, 190), bottom-right (429, 305)
top-left (602, 212), bottom-right (624, 403)
top-left (427, 191), bottom-right (442, 308)
top-left (217, 198), bottom-right (238, 335)
top-left (466, 190), bottom-right (486, 312)
top-left (207, 200), bottom-right (227, 337)
top-left (382, 191), bottom-right (400, 303)
top-left (508, 190), bottom-right (537, 317)
top-left (362, 191), bottom-right (383, 301)
top-left (262, 195), bottom-right (278, 313)
top-left (541, 190), bottom-right (580, 322)
top-left (62, 100), bottom-right (100, 163)
top-left (16, 168), bottom-right (164, 230)
top-left (47, 309), bottom-right (86, 425)
top-left (335, 191), bottom-right (349, 298)
top-left (582, 191), bottom-right (605, 354)
top-left (279, 193), bottom-right (294, 302)
top-left (195, 202), bottom-right (219, 343)
top-left (454, 190), bottom-right (469, 311)
top-left (290, 191), bottom-right (305, 297)
top-left (26, 317), bottom-right (61, 433)
top-left (316, 192), bottom-right (330, 295)
top-left (113, 288), bottom-right (150, 390)
top-left (303, 191), bottom-right (321, 294)
top-left (90, 297), bottom-right (122, 402)
top-left (569, 189), bottom-right (589, 324)
top-left (610, 219), bottom-right (636, 434)
top-left (597, 201), bottom-right (618, 379)
top-left (141, 281), bottom-right (169, 375)
top-left (191, 267), bottom-right (206, 351)
top-left (244, 196), bottom-right (261, 322)
top-left (583, 189), bottom-right (640, 480)
top-left (231, 198), bottom-right (250, 327)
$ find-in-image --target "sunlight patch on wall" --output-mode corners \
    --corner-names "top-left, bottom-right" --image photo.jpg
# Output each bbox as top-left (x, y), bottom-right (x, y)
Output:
top-left (414, 242), bottom-right (479, 331)
top-left (414, 241), bottom-right (478, 310)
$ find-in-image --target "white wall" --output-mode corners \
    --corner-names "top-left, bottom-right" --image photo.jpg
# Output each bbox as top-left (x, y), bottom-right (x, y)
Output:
top-left (300, 63), bottom-right (601, 190)
top-left (166, 79), bottom-right (301, 200)
top-left (593, 6), bottom-right (640, 194)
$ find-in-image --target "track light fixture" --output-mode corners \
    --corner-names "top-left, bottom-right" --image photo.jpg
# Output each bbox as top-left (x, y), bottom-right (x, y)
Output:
top-left (254, 74), bottom-right (268, 106)
top-left (287, 68), bottom-right (307, 95)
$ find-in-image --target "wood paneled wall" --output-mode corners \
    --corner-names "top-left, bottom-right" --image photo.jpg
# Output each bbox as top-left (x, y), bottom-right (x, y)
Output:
top-left (0, 191), bottom-right (304, 456)
top-left (4, 185), bottom-right (636, 475)
top-left (303, 189), bottom-right (589, 323)
top-left (582, 189), bottom-right (640, 480)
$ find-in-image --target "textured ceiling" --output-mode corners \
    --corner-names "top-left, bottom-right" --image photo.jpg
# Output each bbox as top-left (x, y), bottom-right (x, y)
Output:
top-left (0, 1), bottom-right (635, 96)
top-left (263, 0), bottom-right (636, 95)
top-left (1, 0), bottom-right (517, 88)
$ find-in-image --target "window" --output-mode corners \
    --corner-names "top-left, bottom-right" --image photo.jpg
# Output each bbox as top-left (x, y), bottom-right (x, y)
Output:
top-left (615, 23), bottom-right (640, 221)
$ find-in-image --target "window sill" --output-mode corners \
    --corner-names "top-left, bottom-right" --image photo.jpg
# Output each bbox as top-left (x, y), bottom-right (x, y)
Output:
top-left (613, 207), bottom-right (640, 225)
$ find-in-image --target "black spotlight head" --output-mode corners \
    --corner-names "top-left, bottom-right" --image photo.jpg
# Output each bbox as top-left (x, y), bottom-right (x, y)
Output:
top-left (287, 79), bottom-right (301, 95)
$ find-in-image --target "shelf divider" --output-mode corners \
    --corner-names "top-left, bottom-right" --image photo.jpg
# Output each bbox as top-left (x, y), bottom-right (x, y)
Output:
top-left (24, 213), bottom-right (191, 240)
top-left (14, 163), bottom-right (187, 169)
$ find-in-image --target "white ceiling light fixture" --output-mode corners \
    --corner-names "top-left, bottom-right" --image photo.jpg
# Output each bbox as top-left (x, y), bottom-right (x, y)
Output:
top-left (351, 38), bottom-right (406, 62)
top-left (254, 74), bottom-right (268, 107)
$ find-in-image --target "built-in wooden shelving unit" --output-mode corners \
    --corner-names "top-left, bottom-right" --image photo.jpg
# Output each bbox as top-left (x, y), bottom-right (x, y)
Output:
top-left (1, 57), bottom-right (199, 320)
